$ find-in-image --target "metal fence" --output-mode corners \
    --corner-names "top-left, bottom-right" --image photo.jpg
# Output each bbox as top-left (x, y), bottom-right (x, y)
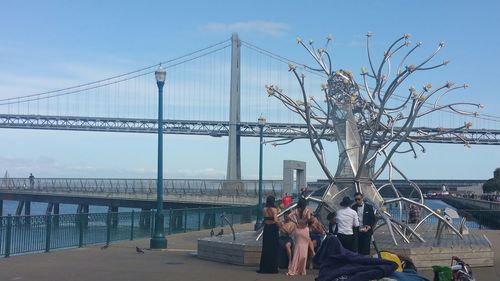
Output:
top-left (0, 206), bottom-right (255, 257)
top-left (0, 178), bottom-right (284, 198)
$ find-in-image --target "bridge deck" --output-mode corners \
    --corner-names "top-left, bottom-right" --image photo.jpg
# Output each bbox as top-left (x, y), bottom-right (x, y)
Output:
top-left (1, 114), bottom-right (499, 144)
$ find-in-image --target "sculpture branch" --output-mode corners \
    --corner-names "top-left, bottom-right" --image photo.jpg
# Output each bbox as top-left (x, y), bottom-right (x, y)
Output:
top-left (265, 32), bottom-right (481, 245)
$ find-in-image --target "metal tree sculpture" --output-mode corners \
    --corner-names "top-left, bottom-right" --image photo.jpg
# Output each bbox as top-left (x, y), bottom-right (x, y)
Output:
top-left (265, 33), bottom-right (482, 244)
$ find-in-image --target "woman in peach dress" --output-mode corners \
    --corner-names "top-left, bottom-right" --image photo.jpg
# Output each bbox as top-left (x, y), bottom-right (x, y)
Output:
top-left (287, 197), bottom-right (312, 275)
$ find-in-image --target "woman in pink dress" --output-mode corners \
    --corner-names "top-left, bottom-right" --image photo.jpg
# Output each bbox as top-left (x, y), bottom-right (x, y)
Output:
top-left (287, 197), bottom-right (312, 275)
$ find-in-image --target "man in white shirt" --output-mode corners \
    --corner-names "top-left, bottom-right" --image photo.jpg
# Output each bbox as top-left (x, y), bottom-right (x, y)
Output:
top-left (335, 196), bottom-right (359, 252)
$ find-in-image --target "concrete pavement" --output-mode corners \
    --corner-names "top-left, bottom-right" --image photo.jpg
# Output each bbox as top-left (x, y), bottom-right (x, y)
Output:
top-left (0, 224), bottom-right (499, 281)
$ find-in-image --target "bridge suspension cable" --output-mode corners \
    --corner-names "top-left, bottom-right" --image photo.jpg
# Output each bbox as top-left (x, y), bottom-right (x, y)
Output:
top-left (0, 35), bottom-right (498, 132)
top-left (0, 39), bottom-right (231, 105)
top-left (240, 39), bottom-right (500, 127)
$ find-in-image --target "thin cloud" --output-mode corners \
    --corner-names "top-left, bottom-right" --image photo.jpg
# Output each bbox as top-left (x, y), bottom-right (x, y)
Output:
top-left (200, 20), bottom-right (289, 37)
top-left (171, 168), bottom-right (226, 179)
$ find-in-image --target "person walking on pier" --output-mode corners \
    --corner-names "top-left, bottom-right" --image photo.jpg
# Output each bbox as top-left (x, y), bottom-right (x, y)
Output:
top-left (352, 192), bottom-right (376, 255)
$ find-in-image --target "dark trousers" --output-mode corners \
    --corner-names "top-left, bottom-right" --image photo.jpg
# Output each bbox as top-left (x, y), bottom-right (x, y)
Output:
top-left (337, 233), bottom-right (356, 252)
top-left (358, 230), bottom-right (372, 255)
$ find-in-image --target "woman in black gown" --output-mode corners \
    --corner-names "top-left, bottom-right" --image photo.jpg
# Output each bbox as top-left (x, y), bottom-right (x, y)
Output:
top-left (257, 195), bottom-right (280, 273)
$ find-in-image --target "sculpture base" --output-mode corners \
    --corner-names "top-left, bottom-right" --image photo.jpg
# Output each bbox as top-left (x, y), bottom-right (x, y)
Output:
top-left (197, 227), bottom-right (494, 269)
top-left (197, 231), bottom-right (261, 266)
top-left (374, 226), bottom-right (494, 268)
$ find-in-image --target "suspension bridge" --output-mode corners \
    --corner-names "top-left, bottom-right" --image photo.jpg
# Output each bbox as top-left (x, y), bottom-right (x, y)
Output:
top-left (0, 33), bottom-right (499, 183)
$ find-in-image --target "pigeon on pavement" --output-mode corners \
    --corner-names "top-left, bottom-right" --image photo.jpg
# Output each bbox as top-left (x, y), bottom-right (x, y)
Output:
top-left (136, 246), bottom-right (145, 254)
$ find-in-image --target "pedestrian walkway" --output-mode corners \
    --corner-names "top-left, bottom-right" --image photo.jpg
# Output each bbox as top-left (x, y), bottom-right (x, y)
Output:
top-left (0, 223), bottom-right (499, 280)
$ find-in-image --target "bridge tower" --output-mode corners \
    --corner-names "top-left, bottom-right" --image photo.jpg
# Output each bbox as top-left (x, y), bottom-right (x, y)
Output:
top-left (226, 33), bottom-right (241, 181)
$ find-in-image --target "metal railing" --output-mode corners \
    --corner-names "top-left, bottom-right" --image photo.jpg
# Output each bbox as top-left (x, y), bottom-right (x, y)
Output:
top-left (0, 178), bottom-right (284, 198)
top-left (386, 207), bottom-right (499, 230)
top-left (0, 206), bottom-right (255, 257)
top-left (442, 196), bottom-right (500, 211)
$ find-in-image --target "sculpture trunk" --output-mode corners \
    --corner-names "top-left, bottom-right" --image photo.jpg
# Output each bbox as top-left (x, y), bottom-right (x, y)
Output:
top-left (315, 94), bottom-right (384, 224)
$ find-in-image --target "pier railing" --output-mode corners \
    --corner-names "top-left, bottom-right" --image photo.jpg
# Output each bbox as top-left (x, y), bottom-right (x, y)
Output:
top-left (0, 178), bottom-right (284, 198)
top-left (387, 206), bottom-right (499, 230)
top-left (0, 206), bottom-right (254, 257)
top-left (442, 196), bottom-right (500, 211)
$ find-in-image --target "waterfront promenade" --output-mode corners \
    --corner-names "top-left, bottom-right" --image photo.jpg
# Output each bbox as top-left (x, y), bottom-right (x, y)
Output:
top-left (1, 223), bottom-right (499, 281)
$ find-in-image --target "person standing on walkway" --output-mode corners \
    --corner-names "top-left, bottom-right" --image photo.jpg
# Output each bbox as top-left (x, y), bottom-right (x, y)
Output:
top-left (408, 204), bottom-right (420, 224)
top-left (282, 193), bottom-right (292, 207)
top-left (327, 211), bottom-right (338, 235)
top-left (257, 195), bottom-right (280, 274)
top-left (287, 197), bottom-right (312, 276)
top-left (278, 210), bottom-right (295, 269)
top-left (29, 173), bottom-right (35, 189)
top-left (336, 196), bottom-right (359, 252)
top-left (352, 192), bottom-right (376, 255)
top-left (300, 187), bottom-right (310, 198)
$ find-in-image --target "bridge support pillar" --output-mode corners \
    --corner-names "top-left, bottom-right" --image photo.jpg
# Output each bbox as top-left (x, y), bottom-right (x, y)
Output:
top-left (53, 203), bottom-right (60, 227)
top-left (226, 32), bottom-right (241, 181)
top-left (77, 204), bottom-right (89, 228)
top-left (15, 201), bottom-right (24, 216)
top-left (24, 201), bottom-right (31, 216)
top-left (46, 202), bottom-right (54, 214)
top-left (108, 206), bottom-right (119, 228)
top-left (25, 201), bottom-right (31, 226)
top-left (171, 210), bottom-right (184, 232)
top-left (139, 208), bottom-right (151, 229)
top-left (203, 212), bottom-right (216, 229)
top-left (14, 201), bottom-right (32, 225)
top-left (14, 201), bottom-right (23, 225)
top-left (241, 208), bottom-right (252, 224)
top-left (0, 200), bottom-right (3, 217)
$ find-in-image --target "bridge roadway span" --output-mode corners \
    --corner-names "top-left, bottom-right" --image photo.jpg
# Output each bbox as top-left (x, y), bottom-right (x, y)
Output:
top-left (0, 178), bottom-right (283, 210)
top-left (1, 114), bottom-right (499, 145)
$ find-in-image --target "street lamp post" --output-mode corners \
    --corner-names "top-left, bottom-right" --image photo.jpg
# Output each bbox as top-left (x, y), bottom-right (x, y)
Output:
top-left (254, 116), bottom-right (266, 230)
top-left (150, 65), bottom-right (167, 249)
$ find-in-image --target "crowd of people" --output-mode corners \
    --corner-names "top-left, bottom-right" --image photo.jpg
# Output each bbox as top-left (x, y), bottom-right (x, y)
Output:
top-left (478, 194), bottom-right (500, 202)
top-left (456, 192), bottom-right (500, 202)
top-left (256, 192), bottom-right (379, 276)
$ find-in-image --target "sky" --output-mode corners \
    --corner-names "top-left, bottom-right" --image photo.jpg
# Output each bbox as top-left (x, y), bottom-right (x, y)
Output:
top-left (0, 0), bottom-right (499, 181)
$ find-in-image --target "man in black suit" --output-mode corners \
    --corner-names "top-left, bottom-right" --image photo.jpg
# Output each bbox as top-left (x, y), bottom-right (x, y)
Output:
top-left (326, 211), bottom-right (337, 235)
top-left (351, 192), bottom-right (376, 255)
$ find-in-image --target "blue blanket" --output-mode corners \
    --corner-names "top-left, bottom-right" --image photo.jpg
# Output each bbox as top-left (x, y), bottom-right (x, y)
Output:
top-left (389, 269), bottom-right (430, 281)
top-left (314, 235), bottom-right (398, 281)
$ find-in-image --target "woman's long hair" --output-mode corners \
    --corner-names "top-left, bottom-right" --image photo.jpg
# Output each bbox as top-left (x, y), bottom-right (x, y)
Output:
top-left (297, 197), bottom-right (307, 210)
top-left (265, 195), bottom-right (276, 208)
top-left (297, 197), bottom-right (307, 217)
